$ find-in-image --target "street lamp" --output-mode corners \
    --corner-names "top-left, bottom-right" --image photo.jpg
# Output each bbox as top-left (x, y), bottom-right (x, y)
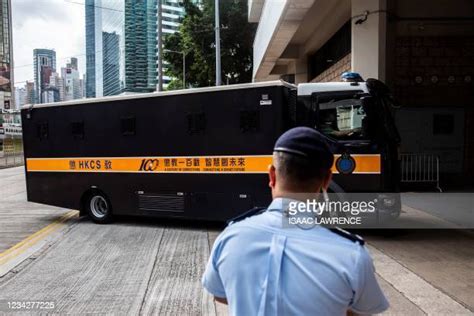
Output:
top-left (164, 49), bottom-right (186, 89)
top-left (215, 0), bottom-right (221, 86)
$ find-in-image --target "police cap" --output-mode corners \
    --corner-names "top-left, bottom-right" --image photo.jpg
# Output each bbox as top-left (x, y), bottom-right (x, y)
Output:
top-left (274, 127), bottom-right (334, 170)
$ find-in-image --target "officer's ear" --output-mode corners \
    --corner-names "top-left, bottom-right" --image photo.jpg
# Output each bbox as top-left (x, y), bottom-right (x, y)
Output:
top-left (268, 164), bottom-right (276, 189)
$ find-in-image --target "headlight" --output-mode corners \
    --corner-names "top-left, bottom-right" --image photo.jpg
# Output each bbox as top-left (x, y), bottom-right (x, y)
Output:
top-left (382, 197), bottom-right (395, 207)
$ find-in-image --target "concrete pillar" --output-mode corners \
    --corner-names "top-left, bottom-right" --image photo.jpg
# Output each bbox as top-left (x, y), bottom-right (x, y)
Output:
top-left (287, 59), bottom-right (308, 84)
top-left (294, 59), bottom-right (308, 84)
top-left (351, 0), bottom-right (387, 81)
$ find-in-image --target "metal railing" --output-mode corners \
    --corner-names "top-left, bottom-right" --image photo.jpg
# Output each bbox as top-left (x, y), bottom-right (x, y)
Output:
top-left (0, 136), bottom-right (24, 168)
top-left (1, 112), bottom-right (24, 168)
top-left (400, 153), bottom-right (442, 192)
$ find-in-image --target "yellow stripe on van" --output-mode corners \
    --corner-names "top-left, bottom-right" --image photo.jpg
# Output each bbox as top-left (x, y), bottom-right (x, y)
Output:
top-left (26, 154), bottom-right (381, 174)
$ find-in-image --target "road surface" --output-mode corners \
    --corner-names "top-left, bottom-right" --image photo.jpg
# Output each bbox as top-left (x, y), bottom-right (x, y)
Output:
top-left (0, 167), bottom-right (472, 315)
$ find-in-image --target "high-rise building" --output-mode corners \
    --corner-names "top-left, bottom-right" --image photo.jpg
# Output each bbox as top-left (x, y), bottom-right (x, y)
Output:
top-left (33, 48), bottom-right (56, 103)
top-left (85, 0), bottom-right (125, 98)
top-left (40, 65), bottom-right (54, 96)
top-left (85, 0), bottom-right (157, 98)
top-left (161, 0), bottom-right (185, 35)
top-left (85, 0), bottom-right (96, 98)
top-left (42, 71), bottom-right (60, 103)
top-left (158, 0), bottom-right (185, 87)
top-left (25, 81), bottom-right (34, 105)
top-left (42, 90), bottom-right (58, 103)
top-left (68, 57), bottom-right (78, 71)
top-left (81, 74), bottom-right (86, 98)
top-left (102, 31), bottom-right (121, 96)
top-left (14, 87), bottom-right (26, 109)
top-left (71, 72), bottom-right (83, 99)
top-left (61, 67), bottom-right (73, 101)
top-left (0, 0), bottom-right (13, 110)
top-left (61, 66), bottom-right (82, 101)
top-left (75, 78), bottom-right (84, 100)
top-left (124, 0), bottom-right (157, 93)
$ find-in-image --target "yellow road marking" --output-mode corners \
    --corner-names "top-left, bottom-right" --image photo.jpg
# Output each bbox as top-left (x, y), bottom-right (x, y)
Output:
top-left (0, 210), bottom-right (78, 266)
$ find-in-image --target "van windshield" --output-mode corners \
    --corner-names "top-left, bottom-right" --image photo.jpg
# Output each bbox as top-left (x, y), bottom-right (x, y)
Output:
top-left (317, 94), bottom-right (368, 140)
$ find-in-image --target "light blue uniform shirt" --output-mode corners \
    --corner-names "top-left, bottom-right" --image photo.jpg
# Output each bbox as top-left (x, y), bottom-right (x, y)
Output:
top-left (202, 198), bottom-right (389, 316)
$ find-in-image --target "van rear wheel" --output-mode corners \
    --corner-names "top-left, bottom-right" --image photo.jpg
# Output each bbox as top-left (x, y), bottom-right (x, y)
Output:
top-left (87, 192), bottom-right (113, 224)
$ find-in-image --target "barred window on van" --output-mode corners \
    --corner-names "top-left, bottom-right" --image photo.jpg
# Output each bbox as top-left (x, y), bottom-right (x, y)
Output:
top-left (187, 112), bottom-right (206, 135)
top-left (71, 121), bottom-right (85, 140)
top-left (121, 116), bottom-right (136, 136)
top-left (36, 121), bottom-right (49, 140)
top-left (240, 110), bottom-right (260, 133)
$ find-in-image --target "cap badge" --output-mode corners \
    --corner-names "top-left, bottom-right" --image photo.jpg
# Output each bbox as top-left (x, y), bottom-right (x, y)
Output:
top-left (335, 153), bottom-right (356, 174)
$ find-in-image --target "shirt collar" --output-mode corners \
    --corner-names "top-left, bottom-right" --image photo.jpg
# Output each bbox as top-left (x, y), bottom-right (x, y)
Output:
top-left (267, 197), bottom-right (304, 213)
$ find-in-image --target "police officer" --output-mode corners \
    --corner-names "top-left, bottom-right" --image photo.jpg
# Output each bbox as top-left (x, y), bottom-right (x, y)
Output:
top-left (202, 127), bottom-right (389, 315)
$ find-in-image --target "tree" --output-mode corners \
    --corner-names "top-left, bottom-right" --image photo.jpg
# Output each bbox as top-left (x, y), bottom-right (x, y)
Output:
top-left (163, 0), bottom-right (256, 89)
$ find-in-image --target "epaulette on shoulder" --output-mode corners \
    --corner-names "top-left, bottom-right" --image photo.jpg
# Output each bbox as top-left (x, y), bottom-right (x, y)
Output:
top-left (227, 207), bottom-right (267, 225)
top-left (329, 227), bottom-right (365, 245)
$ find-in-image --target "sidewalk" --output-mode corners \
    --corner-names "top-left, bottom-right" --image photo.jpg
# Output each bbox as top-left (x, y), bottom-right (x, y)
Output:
top-left (402, 192), bottom-right (474, 228)
top-left (0, 167), bottom-right (74, 253)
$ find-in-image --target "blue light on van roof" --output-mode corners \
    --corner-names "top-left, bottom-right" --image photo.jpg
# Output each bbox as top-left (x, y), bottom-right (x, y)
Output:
top-left (341, 72), bottom-right (364, 82)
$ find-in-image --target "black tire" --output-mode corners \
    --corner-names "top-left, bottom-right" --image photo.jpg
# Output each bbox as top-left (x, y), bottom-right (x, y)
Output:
top-left (86, 191), bottom-right (113, 224)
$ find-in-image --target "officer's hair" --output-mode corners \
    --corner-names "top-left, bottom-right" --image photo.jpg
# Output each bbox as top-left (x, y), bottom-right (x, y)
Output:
top-left (273, 151), bottom-right (330, 190)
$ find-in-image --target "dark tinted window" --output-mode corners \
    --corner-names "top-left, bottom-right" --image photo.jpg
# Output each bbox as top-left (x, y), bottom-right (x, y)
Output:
top-left (121, 116), bottom-right (136, 136)
top-left (240, 110), bottom-right (260, 133)
top-left (36, 121), bottom-right (49, 140)
top-left (71, 121), bottom-right (84, 139)
top-left (187, 112), bottom-right (206, 134)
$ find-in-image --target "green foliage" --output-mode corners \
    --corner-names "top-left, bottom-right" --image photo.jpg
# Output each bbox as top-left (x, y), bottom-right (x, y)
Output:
top-left (164, 0), bottom-right (256, 89)
top-left (166, 78), bottom-right (185, 91)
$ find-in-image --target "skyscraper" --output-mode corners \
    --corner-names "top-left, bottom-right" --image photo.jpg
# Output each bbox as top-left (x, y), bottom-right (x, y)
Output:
top-left (65, 57), bottom-right (84, 100)
top-left (0, 0), bottom-right (13, 110)
top-left (81, 74), bottom-right (86, 98)
top-left (158, 0), bottom-right (186, 87)
top-left (68, 57), bottom-right (78, 71)
top-left (33, 49), bottom-right (56, 104)
top-left (25, 81), bottom-right (34, 105)
top-left (161, 0), bottom-right (186, 35)
top-left (124, 0), bottom-right (157, 93)
top-left (85, 0), bottom-right (96, 98)
top-left (102, 31), bottom-right (120, 96)
top-left (14, 87), bottom-right (26, 108)
top-left (85, 0), bottom-right (157, 98)
top-left (61, 67), bottom-right (80, 101)
top-left (43, 71), bottom-right (61, 103)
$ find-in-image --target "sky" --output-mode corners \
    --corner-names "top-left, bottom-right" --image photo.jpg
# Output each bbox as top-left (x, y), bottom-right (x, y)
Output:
top-left (12, 0), bottom-right (86, 87)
